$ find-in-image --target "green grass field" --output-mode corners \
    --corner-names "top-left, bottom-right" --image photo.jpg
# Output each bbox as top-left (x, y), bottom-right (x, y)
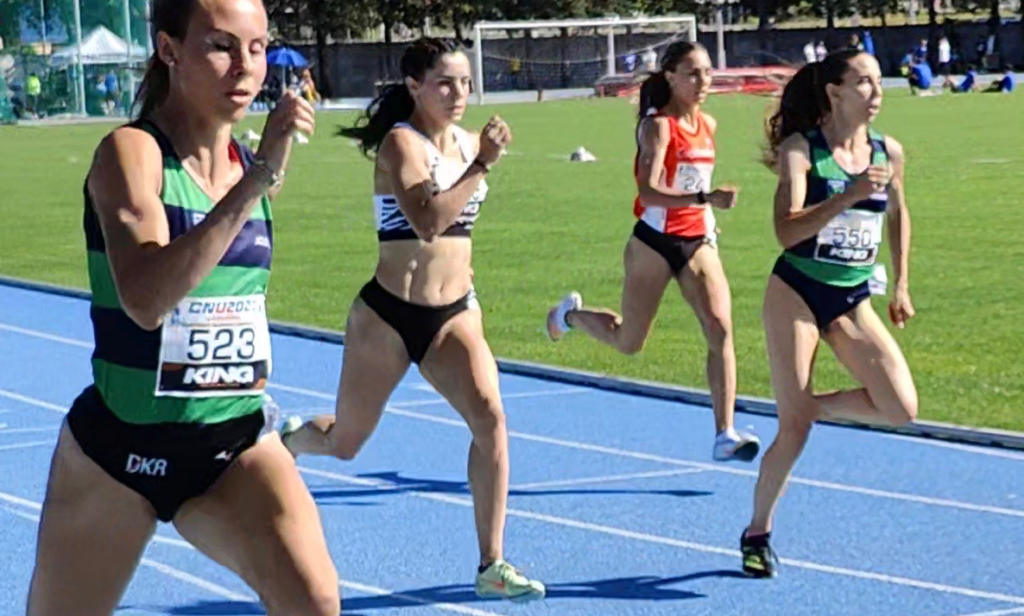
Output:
top-left (0, 91), bottom-right (1021, 431)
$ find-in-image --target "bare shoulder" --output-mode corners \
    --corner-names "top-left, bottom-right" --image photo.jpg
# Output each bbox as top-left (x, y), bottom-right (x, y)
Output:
top-left (701, 111), bottom-right (717, 134)
top-left (639, 115), bottom-right (671, 144)
top-left (779, 131), bottom-right (810, 156)
top-left (883, 135), bottom-right (905, 164)
top-left (87, 124), bottom-right (163, 199)
top-left (377, 126), bottom-right (423, 172)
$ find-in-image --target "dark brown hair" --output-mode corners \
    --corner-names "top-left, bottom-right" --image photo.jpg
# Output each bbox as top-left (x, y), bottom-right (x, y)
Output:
top-left (763, 49), bottom-right (864, 168)
top-left (131, 0), bottom-right (202, 119)
top-left (637, 41), bottom-right (707, 121)
top-left (340, 37), bottom-right (465, 157)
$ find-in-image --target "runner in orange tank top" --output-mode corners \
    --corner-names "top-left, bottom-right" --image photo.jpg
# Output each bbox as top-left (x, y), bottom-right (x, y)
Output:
top-left (545, 41), bottom-right (760, 463)
top-left (632, 109), bottom-right (717, 238)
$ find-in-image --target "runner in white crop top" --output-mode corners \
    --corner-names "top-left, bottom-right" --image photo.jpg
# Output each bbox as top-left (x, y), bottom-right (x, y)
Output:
top-left (280, 37), bottom-right (546, 604)
top-left (375, 122), bottom-right (488, 241)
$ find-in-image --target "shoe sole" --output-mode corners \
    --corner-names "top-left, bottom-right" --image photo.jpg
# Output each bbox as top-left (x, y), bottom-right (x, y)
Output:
top-left (545, 309), bottom-right (563, 342)
top-left (742, 566), bottom-right (777, 579)
top-left (715, 439), bottom-right (761, 463)
top-left (732, 440), bottom-right (760, 462)
top-left (476, 589), bottom-right (546, 603)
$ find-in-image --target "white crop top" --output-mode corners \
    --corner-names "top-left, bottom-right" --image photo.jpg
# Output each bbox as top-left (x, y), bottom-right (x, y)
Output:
top-left (374, 122), bottom-right (489, 242)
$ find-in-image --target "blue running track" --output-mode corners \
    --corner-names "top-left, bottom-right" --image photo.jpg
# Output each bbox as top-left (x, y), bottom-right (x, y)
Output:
top-left (1, 280), bottom-right (1023, 616)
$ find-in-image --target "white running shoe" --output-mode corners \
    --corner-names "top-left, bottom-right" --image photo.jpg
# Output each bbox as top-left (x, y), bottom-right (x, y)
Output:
top-left (545, 292), bottom-right (583, 341)
top-left (713, 428), bottom-right (761, 462)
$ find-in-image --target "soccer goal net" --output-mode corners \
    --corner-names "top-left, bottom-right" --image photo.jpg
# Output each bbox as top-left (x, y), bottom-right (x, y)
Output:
top-left (470, 15), bottom-right (698, 104)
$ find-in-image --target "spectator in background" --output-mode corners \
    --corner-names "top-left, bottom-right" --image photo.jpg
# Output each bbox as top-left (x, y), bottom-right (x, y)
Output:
top-left (298, 68), bottom-right (321, 106)
top-left (641, 47), bottom-right (658, 72)
top-left (908, 59), bottom-right (934, 95)
top-left (25, 72), bottom-right (41, 117)
top-left (948, 65), bottom-right (979, 92)
top-left (804, 40), bottom-right (816, 64)
top-left (815, 40), bottom-right (827, 61)
top-left (913, 39), bottom-right (927, 65)
top-left (937, 36), bottom-right (957, 88)
top-left (984, 66), bottom-right (1014, 93)
top-left (862, 31), bottom-right (875, 56)
top-left (847, 33), bottom-right (863, 52)
top-left (937, 37), bottom-right (951, 74)
top-left (625, 52), bottom-right (637, 73)
top-left (104, 70), bottom-right (119, 115)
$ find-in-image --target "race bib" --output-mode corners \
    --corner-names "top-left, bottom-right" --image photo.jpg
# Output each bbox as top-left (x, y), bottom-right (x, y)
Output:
top-left (814, 209), bottom-right (884, 266)
top-left (155, 294), bottom-right (271, 398)
top-left (673, 163), bottom-right (713, 194)
top-left (869, 264), bottom-right (888, 296)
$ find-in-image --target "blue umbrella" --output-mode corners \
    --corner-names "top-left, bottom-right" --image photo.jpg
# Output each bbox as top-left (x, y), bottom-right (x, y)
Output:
top-left (267, 47), bottom-right (308, 68)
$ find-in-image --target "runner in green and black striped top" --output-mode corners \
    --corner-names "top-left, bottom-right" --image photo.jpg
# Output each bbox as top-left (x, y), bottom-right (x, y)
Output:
top-left (27, 1), bottom-right (339, 614)
top-left (84, 117), bottom-right (273, 425)
top-left (740, 49), bottom-right (919, 580)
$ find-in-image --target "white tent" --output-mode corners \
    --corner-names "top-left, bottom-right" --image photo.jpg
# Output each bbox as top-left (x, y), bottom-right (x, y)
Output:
top-left (50, 25), bottom-right (148, 66)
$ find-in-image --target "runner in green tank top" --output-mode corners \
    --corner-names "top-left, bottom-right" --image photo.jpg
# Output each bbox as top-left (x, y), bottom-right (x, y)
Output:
top-left (26, 2), bottom-right (339, 615)
top-left (739, 49), bottom-right (919, 579)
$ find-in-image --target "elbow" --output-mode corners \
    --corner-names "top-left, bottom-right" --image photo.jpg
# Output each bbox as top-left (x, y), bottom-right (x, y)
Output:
top-left (117, 277), bottom-right (175, 331)
top-left (774, 224), bottom-right (797, 250)
top-left (411, 220), bottom-right (441, 242)
top-left (408, 208), bottom-right (444, 242)
top-left (121, 299), bottom-right (163, 331)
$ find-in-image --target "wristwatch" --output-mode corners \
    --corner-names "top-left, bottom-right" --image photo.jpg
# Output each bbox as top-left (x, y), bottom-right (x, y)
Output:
top-left (251, 156), bottom-right (284, 188)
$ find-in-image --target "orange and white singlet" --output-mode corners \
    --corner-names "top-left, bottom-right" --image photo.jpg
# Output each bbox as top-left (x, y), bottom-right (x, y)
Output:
top-left (632, 113), bottom-right (716, 239)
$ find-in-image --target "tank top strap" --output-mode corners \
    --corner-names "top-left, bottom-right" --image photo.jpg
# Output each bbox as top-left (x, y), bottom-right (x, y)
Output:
top-left (129, 117), bottom-right (178, 160)
top-left (450, 125), bottom-right (477, 163)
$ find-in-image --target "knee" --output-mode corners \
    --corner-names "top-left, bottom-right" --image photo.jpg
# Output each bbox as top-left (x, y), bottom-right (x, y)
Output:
top-left (777, 396), bottom-right (817, 436)
top-left (466, 399), bottom-right (507, 445)
top-left (704, 314), bottom-right (733, 350)
top-left (264, 570), bottom-right (340, 616)
top-left (616, 336), bottom-right (646, 356)
top-left (328, 429), bottom-right (371, 461)
top-left (879, 387), bottom-right (919, 426)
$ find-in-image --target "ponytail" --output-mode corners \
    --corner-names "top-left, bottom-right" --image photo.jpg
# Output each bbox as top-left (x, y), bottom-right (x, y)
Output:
top-left (130, 0), bottom-right (201, 119)
top-left (637, 71), bottom-right (671, 122)
top-left (340, 37), bottom-right (464, 158)
top-left (339, 83), bottom-right (416, 156)
top-left (763, 48), bottom-right (864, 169)
top-left (634, 39), bottom-right (705, 131)
top-left (132, 53), bottom-right (170, 119)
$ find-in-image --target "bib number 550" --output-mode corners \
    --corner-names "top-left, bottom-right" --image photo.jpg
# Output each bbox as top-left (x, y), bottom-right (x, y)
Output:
top-left (832, 227), bottom-right (875, 248)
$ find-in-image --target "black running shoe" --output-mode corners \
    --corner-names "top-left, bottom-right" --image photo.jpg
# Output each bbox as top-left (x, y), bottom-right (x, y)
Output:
top-left (741, 530), bottom-right (779, 578)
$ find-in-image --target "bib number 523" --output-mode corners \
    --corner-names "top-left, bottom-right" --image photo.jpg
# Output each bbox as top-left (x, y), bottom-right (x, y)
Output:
top-left (187, 327), bottom-right (257, 362)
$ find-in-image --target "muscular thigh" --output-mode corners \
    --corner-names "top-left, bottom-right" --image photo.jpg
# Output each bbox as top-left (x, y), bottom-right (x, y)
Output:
top-left (172, 434), bottom-right (337, 607)
top-left (763, 275), bottom-right (821, 424)
top-left (28, 422), bottom-right (156, 616)
top-left (334, 297), bottom-right (410, 430)
top-left (419, 306), bottom-right (502, 420)
top-left (824, 301), bottom-right (917, 416)
top-left (618, 235), bottom-right (674, 339)
top-left (678, 242), bottom-right (731, 330)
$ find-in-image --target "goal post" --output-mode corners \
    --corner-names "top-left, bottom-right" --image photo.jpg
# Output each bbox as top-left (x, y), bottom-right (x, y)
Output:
top-left (471, 14), bottom-right (698, 105)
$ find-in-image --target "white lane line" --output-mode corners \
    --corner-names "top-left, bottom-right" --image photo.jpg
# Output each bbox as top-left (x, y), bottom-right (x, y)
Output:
top-left (0, 389), bottom-right (66, 413)
top-left (0, 440), bottom-right (53, 452)
top-left (950, 607), bottom-right (1024, 616)
top-left (298, 466), bottom-right (1024, 607)
top-left (5, 326), bottom-right (1024, 518)
top-left (0, 322), bottom-right (92, 348)
top-left (0, 490), bottom-right (504, 616)
top-left (269, 384), bottom-right (1024, 520)
top-left (882, 433), bottom-right (1024, 462)
top-left (510, 468), bottom-right (704, 490)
